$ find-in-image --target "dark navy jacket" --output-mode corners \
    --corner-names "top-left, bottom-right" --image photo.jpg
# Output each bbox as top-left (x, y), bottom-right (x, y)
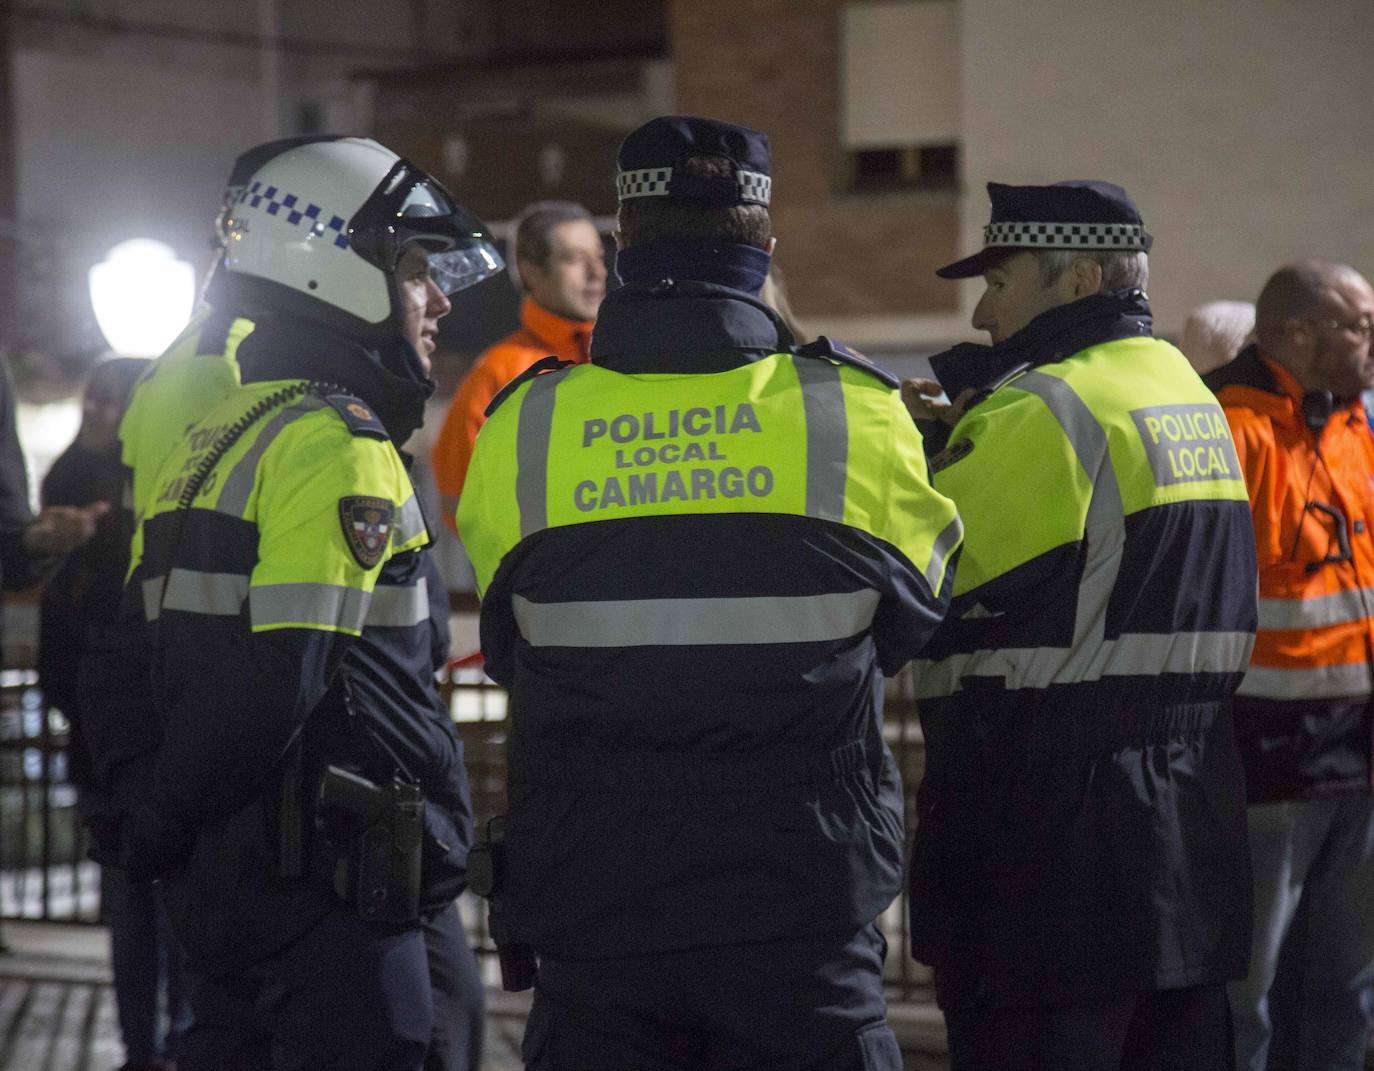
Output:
top-left (474, 280), bottom-right (956, 960)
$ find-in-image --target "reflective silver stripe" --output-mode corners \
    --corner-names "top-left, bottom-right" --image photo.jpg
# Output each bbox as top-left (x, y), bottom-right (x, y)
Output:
top-left (142, 569), bottom-right (249, 622)
top-left (1257, 588), bottom-right (1374, 631)
top-left (217, 396), bottom-right (327, 517)
top-left (250, 582), bottom-right (370, 633)
top-left (512, 589), bottom-right (880, 648)
top-left (924, 516), bottom-right (963, 595)
top-left (516, 374), bottom-right (560, 539)
top-left (1237, 660), bottom-right (1374, 701)
top-left (365, 576), bottom-right (430, 628)
top-left (393, 494), bottom-right (428, 546)
top-left (794, 357), bottom-right (847, 523)
top-left (121, 480), bottom-right (134, 511)
top-left (1015, 371), bottom-right (1125, 682)
top-left (915, 630), bottom-right (1256, 700)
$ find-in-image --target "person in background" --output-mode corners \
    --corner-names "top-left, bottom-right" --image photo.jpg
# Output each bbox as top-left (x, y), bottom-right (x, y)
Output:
top-left (39, 357), bottom-right (189, 1071)
top-left (430, 200), bottom-right (606, 520)
top-left (1207, 259), bottom-right (1374, 1071)
top-left (1181, 300), bottom-right (1256, 376)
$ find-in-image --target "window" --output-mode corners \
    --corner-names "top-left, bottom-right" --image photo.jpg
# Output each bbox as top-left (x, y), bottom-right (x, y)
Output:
top-left (841, 1), bottom-right (960, 193)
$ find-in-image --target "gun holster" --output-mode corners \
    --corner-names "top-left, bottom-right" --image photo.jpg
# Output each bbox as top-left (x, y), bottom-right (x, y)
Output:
top-left (469, 814), bottom-right (538, 992)
top-left (316, 766), bottom-right (424, 925)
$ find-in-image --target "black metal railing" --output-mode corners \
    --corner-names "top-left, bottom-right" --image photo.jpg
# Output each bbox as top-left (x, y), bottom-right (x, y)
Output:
top-left (0, 632), bottom-right (934, 999)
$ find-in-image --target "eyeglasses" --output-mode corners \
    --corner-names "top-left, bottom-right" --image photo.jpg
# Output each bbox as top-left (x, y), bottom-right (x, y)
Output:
top-left (1304, 315), bottom-right (1374, 340)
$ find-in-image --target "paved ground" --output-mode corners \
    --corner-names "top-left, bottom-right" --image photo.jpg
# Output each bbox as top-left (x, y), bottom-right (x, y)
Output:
top-left (0, 920), bottom-right (950, 1070)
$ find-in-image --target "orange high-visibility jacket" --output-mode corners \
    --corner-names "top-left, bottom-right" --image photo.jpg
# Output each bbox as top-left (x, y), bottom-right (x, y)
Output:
top-left (430, 297), bottom-right (593, 516)
top-left (1210, 345), bottom-right (1374, 801)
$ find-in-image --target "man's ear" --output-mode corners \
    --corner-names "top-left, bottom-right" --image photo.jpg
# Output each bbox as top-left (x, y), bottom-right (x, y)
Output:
top-left (1071, 256), bottom-right (1104, 298)
top-left (765, 236), bottom-right (777, 255)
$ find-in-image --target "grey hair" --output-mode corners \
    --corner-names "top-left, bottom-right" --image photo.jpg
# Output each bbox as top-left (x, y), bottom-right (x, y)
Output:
top-left (1035, 249), bottom-right (1149, 293)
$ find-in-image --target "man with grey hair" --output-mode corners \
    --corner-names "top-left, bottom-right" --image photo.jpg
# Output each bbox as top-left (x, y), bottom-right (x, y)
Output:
top-left (904, 181), bottom-right (1257, 1068)
top-left (431, 200), bottom-right (607, 517)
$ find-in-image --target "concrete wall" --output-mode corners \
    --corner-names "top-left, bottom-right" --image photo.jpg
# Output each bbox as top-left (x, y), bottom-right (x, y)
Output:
top-left (959, 0), bottom-right (1374, 336)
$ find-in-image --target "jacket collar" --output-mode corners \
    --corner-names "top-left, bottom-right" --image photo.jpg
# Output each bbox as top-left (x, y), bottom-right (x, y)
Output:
top-left (236, 314), bottom-right (431, 444)
top-left (589, 279), bottom-right (796, 374)
top-left (520, 296), bottom-right (594, 363)
top-left (930, 289), bottom-right (1154, 399)
top-left (1206, 343), bottom-right (1367, 431)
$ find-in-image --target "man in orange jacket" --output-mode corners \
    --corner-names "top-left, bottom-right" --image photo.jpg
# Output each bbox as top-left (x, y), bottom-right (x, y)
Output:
top-left (431, 201), bottom-right (606, 525)
top-left (1207, 259), bottom-right (1374, 1071)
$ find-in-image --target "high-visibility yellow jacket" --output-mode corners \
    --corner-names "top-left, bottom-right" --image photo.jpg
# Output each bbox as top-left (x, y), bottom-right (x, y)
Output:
top-left (910, 292), bottom-right (1257, 1009)
top-left (457, 280), bottom-right (960, 960)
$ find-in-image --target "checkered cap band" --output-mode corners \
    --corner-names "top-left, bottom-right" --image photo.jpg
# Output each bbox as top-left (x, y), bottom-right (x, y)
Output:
top-left (237, 181), bottom-right (350, 250)
top-left (983, 220), bottom-right (1146, 251)
top-left (616, 167), bottom-right (772, 205)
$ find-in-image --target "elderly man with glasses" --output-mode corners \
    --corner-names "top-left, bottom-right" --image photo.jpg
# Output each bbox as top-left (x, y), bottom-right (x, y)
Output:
top-left (1207, 258), bottom-right (1374, 1071)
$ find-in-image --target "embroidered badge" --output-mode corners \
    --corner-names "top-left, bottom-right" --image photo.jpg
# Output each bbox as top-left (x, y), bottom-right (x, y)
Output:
top-left (339, 496), bottom-right (394, 568)
top-left (346, 402), bottom-right (373, 422)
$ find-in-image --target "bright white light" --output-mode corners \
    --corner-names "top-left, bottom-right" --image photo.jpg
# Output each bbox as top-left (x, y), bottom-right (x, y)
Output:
top-left (88, 239), bottom-right (196, 357)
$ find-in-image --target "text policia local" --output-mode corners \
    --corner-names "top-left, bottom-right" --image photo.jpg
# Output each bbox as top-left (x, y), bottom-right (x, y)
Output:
top-left (574, 403), bottom-right (775, 511)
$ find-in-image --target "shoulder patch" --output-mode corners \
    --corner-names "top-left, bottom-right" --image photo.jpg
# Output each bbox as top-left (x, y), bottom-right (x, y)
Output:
top-left (323, 393), bottom-right (388, 440)
top-left (929, 439), bottom-right (974, 474)
top-left (795, 336), bottom-right (900, 388)
top-left (339, 496), bottom-right (394, 569)
top-left (484, 355), bottom-right (573, 418)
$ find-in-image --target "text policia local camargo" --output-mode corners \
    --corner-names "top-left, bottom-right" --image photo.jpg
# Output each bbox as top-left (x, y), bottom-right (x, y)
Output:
top-left (573, 403), bottom-right (774, 511)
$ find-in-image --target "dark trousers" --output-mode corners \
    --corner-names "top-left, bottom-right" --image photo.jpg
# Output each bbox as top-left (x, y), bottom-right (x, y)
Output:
top-left (943, 984), bottom-right (1235, 1071)
top-left (103, 866), bottom-right (191, 1065)
top-left (522, 924), bottom-right (902, 1070)
top-left (421, 902), bottom-right (485, 1071)
top-left (178, 907), bottom-right (432, 1071)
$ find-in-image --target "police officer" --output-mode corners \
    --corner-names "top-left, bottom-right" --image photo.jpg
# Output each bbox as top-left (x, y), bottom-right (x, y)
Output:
top-left (94, 136), bottom-right (487, 1071)
top-left (457, 115), bottom-right (961, 1069)
top-left (904, 182), bottom-right (1257, 1069)
top-left (104, 138), bottom-right (503, 1070)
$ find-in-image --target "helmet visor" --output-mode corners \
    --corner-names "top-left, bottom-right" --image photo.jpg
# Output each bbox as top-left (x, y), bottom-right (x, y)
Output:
top-left (348, 159), bottom-right (505, 295)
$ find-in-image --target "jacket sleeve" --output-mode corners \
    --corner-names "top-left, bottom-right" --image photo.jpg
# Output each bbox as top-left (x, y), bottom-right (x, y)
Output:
top-left (865, 390), bottom-right (962, 674)
top-left (1220, 406), bottom-right (1281, 565)
top-left (150, 427), bottom-right (419, 829)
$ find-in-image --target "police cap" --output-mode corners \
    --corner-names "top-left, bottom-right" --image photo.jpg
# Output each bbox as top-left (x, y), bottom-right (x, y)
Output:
top-left (616, 115), bottom-right (772, 207)
top-left (936, 180), bottom-right (1153, 279)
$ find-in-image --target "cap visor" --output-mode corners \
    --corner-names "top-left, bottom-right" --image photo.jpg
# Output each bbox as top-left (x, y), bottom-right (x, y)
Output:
top-left (935, 248), bottom-right (1001, 279)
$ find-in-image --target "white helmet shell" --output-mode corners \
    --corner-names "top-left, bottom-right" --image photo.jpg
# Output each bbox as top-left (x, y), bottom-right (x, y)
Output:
top-left (223, 137), bottom-right (399, 326)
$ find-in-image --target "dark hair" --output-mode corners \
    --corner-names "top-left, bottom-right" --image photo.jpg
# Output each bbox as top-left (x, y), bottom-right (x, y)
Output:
top-left (617, 155), bottom-right (771, 249)
top-left (513, 201), bottom-right (595, 273)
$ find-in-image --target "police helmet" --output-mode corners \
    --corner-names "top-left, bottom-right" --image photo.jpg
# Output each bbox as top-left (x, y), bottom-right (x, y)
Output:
top-left (221, 137), bottom-right (503, 339)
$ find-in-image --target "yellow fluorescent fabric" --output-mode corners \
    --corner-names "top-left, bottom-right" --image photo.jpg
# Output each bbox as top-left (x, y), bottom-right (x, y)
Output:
top-left (139, 379), bottom-right (424, 635)
top-left (121, 310), bottom-right (253, 522)
top-left (937, 337), bottom-right (1245, 596)
top-left (458, 354), bottom-right (961, 597)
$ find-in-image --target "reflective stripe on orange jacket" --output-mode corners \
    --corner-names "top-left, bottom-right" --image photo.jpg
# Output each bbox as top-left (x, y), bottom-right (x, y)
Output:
top-left (430, 297), bottom-right (593, 513)
top-left (1210, 345), bottom-right (1374, 800)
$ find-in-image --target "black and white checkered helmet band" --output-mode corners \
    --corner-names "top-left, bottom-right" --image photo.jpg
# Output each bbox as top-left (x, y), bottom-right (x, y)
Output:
top-left (616, 167), bottom-right (772, 205)
top-left (983, 221), bottom-right (1147, 251)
